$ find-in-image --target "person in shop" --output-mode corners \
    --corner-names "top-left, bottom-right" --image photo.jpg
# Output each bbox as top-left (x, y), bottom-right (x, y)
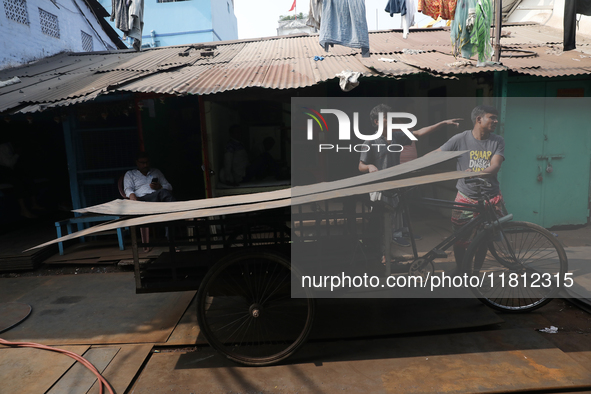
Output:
top-left (124, 152), bottom-right (175, 202)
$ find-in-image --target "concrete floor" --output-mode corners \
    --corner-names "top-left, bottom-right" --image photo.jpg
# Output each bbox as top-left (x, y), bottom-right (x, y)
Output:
top-left (1, 218), bottom-right (591, 393)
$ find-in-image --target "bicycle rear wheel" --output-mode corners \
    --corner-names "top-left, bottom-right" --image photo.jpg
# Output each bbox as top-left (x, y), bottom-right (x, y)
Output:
top-left (196, 250), bottom-right (315, 366)
top-left (466, 221), bottom-right (568, 313)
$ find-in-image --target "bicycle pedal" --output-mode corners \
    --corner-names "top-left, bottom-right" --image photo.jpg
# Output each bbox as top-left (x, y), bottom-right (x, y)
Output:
top-left (432, 249), bottom-right (448, 258)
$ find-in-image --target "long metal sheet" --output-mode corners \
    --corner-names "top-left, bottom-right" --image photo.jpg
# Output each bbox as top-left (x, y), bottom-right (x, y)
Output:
top-left (0, 345), bottom-right (90, 394)
top-left (129, 329), bottom-right (591, 394)
top-left (46, 347), bottom-right (119, 394)
top-left (86, 344), bottom-right (153, 394)
top-left (27, 169), bottom-right (476, 252)
top-left (74, 150), bottom-right (466, 216)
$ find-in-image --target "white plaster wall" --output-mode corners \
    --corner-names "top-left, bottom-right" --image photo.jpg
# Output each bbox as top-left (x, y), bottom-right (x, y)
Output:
top-left (0, 0), bottom-right (118, 70)
top-left (506, 0), bottom-right (591, 37)
top-left (545, 0), bottom-right (591, 36)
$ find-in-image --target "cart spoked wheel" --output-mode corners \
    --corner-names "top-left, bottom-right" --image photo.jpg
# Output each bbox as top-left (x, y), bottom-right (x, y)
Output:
top-left (196, 250), bottom-right (315, 366)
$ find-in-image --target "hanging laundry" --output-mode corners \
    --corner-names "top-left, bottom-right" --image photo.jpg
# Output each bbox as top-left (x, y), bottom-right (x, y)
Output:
top-left (564, 0), bottom-right (591, 51)
top-left (306, 0), bottom-right (323, 30)
top-left (110, 0), bottom-right (144, 51)
top-left (406, 0), bottom-right (416, 27)
top-left (418, 0), bottom-right (458, 20)
top-left (127, 0), bottom-right (144, 51)
top-left (319, 0), bottom-right (370, 57)
top-left (385, 0), bottom-right (406, 16)
top-left (110, 0), bottom-right (130, 35)
top-left (335, 70), bottom-right (362, 91)
top-left (385, 0), bottom-right (416, 38)
top-left (450, 0), bottom-right (493, 64)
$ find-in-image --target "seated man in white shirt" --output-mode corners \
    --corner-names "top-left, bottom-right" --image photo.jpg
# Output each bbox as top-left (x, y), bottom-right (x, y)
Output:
top-left (124, 152), bottom-right (175, 202)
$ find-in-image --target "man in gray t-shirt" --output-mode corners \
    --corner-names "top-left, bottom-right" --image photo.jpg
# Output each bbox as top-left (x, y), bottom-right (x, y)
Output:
top-left (435, 105), bottom-right (508, 270)
top-left (439, 128), bottom-right (505, 199)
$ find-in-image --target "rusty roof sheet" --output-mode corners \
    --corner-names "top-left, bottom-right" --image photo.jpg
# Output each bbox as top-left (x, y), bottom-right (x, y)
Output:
top-left (369, 29), bottom-right (452, 52)
top-left (3, 70), bottom-right (146, 110)
top-left (397, 51), bottom-right (506, 74)
top-left (356, 55), bottom-right (421, 77)
top-left (512, 67), bottom-right (591, 77)
top-left (91, 47), bottom-right (196, 72)
top-left (262, 58), bottom-right (317, 89)
top-left (24, 70), bottom-right (147, 103)
top-left (500, 24), bottom-right (564, 46)
top-left (0, 53), bottom-right (74, 79)
top-left (501, 46), bottom-right (591, 76)
top-left (3, 24), bottom-right (591, 114)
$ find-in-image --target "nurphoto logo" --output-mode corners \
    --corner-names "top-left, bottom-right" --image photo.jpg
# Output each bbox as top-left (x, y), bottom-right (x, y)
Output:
top-left (304, 108), bottom-right (418, 152)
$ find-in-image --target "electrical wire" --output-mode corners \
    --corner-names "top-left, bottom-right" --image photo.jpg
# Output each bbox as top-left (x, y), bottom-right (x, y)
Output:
top-left (0, 338), bottom-right (115, 394)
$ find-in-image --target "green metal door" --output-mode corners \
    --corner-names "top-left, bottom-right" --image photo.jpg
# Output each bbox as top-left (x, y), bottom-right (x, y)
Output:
top-left (540, 83), bottom-right (591, 227)
top-left (502, 79), bottom-right (591, 227)
top-left (501, 89), bottom-right (546, 224)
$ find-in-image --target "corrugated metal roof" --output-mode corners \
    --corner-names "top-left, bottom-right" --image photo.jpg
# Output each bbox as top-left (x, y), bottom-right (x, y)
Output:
top-left (93, 47), bottom-right (195, 72)
top-left (0, 53), bottom-right (73, 79)
top-left (356, 55), bottom-right (419, 77)
top-left (262, 58), bottom-right (317, 89)
top-left (2, 24), bottom-right (591, 114)
top-left (500, 46), bottom-right (591, 76)
top-left (369, 29), bottom-right (453, 52)
top-left (398, 51), bottom-right (506, 74)
top-left (22, 70), bottom-right (147, 104)
top-left (511, 67), bottom-right (591, 77)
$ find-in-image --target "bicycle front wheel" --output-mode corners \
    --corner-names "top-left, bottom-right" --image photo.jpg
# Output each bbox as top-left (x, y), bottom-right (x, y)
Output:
top-left (466, 221), bottom-right (568, 313)
top-left (196, 250), bottom-right (315, 366)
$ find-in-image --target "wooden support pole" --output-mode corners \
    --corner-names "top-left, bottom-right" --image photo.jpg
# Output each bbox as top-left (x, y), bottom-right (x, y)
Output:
top-left (494, 0), bottom-right (502, 62)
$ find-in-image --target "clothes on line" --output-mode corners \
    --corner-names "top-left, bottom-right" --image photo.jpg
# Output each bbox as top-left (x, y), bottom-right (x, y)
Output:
top-left (450, 0), bottom-right (493, 63)
top-left (306, 0), bottom-right (323, 30)
top-left (385, 0), bottom-right (416, 38)
top-left (385, 0), bottom-right (406, 16)
top-left (128, 0), bottom-right (144, 51)
top-left (319, 0), bottom-right (370, 57)
top-left (418, 0), bottom-right (458, 20)
top-left (110, 0), bottom-right (144, 50)
top-left (564, 0), bottom-right (591, 51)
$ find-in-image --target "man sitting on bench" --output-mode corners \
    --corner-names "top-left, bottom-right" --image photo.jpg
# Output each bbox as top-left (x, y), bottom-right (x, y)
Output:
top-left (124, 152), bottom-right (175, 202)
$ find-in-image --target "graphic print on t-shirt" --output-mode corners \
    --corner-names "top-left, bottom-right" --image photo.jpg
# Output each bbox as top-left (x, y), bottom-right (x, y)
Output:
top-left (469, 150), bottom-right (492, 172)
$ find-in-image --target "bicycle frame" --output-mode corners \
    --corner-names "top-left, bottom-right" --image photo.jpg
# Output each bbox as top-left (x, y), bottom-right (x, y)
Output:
top-left (400, 190), bottom-right (505, 264)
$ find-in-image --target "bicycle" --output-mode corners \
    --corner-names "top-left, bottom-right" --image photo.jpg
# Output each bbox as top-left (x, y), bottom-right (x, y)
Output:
top-left (401, 177), bottom-right (568, 313)
top-left (193, 178), bottom-right (567, 367)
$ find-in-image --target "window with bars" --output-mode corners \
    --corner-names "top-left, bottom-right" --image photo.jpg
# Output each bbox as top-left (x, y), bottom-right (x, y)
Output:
top-left (39, 7), bottom-right (59, 38)
top-left (81, 30), bottom-right (93, 52)
top-left (3, 0), bottom-right (30, 26)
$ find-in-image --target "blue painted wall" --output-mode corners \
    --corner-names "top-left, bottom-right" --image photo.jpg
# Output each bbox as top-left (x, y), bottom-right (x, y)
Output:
top-left (98, 0), bottom-right (237, 48)
top-left (211, 0), bottom-right (238, 41)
